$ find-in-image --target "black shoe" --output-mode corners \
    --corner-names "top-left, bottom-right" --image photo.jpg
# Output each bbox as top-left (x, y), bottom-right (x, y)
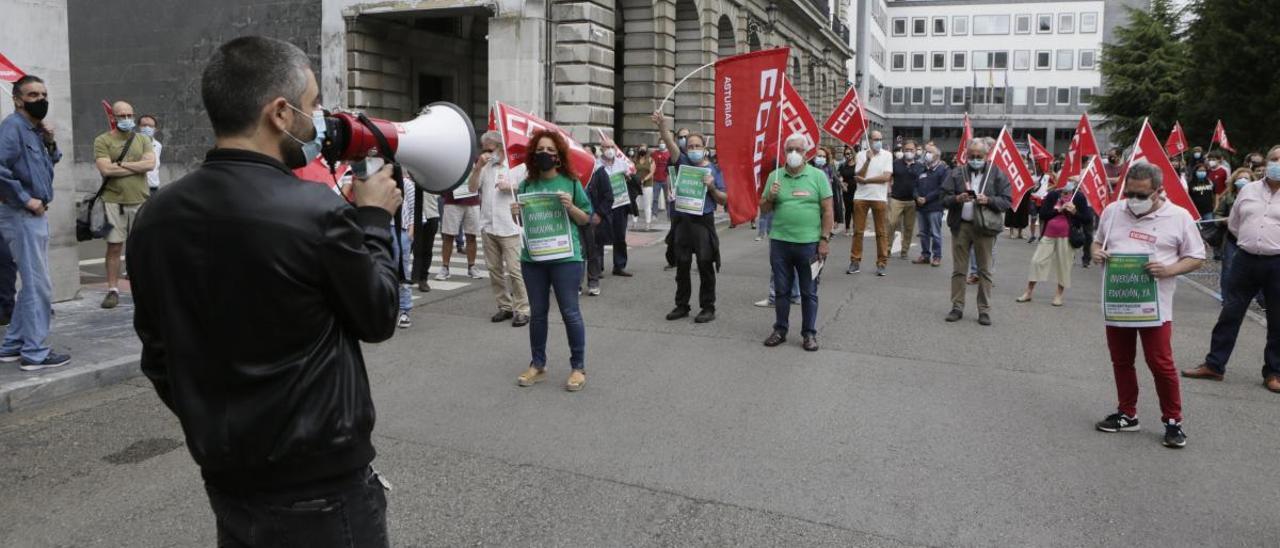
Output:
top-left (417, 280), bottom-right (431, 292)
top-left (763, 330), bottom-right (787, 347)
top-left (978, 313), bottom-right (992, 326)
top-left (802, 334), bottom-right (819, 352)
top-left (694, 309), bottom-right (716, 323)
top-left (663, 264), bottom-right (676, 271)
top-left (491, 309), bottom-right (514, 323)
top-left (612, 269), bottom-right (633, 277)
top-left (19, 351), bottom-right (71, 372)
top-left (0, 314), bottom-right (10, 327)
top-left (945, 308), bottom-right (963, 322)
top-left (512, 313), bottom-right (529, 327)
top-left (1095, 412), bottom-right (1141, 433)
top-left (846, 261), bottom-right (860, 275)
top-left (666, 307), bottom-right (690, 320)
top-left (1162, 420), bottom-right (1187, 448)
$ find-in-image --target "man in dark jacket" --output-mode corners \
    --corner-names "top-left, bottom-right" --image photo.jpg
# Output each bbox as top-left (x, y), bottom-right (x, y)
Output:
top-left (942, 139), bottom-right (1012, 326)
top-left (581, 161), bottom-right (614, 295)
top-left (912, 143), bottom-right (949, 266)
top-left (127, 36), bottom-right (402, 547)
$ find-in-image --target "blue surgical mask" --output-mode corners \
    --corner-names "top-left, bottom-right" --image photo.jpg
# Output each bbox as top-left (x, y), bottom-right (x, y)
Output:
top-left (138, 126), bottom-right (156, 138)
top-left (285, 104), bottom-right (326, 163)
top-left (968, 159), bottom-right (986, 170)
top-left (116, 118), bottom-right (135, 132)
top-left (1193, 152), bottom-right (1202, 159)
top-left (813, 157), bottom-right (827, 167)
top-left (871, 140), bottom-right (884, 151)
top-left (1267, 161), bottom-right (1280, 181)
top-left (687, 150), bottom-right (705, 163)
top-left (1235, 178), bottom-right (1250, 189)
top-left (1195, 171), bottom-right (1207, 180)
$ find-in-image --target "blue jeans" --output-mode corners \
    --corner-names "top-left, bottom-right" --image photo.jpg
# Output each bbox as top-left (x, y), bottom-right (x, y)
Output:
top-left (1204, 248), bottom-right (1280, 378)
top-left (523, 260), bottom-right (586, 370)
top-left (767, 272), bottom-right (801, 304)
top-left (770, 240), bottom-right (819, 336)
top-left (916, 210), bottom-right (943, 260)
top-left (0, 205), bottom-right (52, 362)
top-left (757, 212), bottom-right (773, 238)
top-left (389, 228), bottom-right (413, 312)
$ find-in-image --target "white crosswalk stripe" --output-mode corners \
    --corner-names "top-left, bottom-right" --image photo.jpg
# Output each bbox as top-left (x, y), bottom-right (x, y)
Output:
top-left (410, 240), bottom-right (491, 291)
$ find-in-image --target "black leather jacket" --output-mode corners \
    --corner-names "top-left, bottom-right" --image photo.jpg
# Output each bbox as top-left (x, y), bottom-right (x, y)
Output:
top-left (128, 148), bottom-right (399, 492)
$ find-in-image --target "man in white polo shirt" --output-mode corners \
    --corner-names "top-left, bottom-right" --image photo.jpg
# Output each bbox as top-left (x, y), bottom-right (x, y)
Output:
top-left (1091, 161), bottom-right (1205, 449)
top-left (845, 130), bottom-right (893, 276)
top-left (465, 131), bottom-right (529, 327)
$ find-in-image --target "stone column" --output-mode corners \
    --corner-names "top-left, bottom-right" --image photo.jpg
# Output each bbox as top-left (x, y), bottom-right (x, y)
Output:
top-left (552, 0), bottom-right (616, 145)
top-left (674, 0), bottom-right (714, 137)
top-left (620, 0), bottom-right (673, 147)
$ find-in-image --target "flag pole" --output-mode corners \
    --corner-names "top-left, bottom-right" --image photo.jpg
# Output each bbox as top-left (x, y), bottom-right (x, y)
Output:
top-left (658, 60), bottom-right (717, 111)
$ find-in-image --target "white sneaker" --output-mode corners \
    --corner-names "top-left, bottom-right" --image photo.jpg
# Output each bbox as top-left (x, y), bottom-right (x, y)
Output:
top-left (754, 236), bottom-right (762, 242)
top-left (467, 265), bottom-right (482, 279)
top-left (435, 267), bottom-right (451, 281)
top-left (587, 286), bottom-right (601, 296)
top-left (397, 313), bottom-right (412, 329)
top-left (753, 299), bottom-right (774, 308)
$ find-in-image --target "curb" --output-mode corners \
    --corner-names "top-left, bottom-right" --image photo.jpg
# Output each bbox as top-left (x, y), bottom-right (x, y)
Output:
top-left (0, 354), bottom-right (142, 415)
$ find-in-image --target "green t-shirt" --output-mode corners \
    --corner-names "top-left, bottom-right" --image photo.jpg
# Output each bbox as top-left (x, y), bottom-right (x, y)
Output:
top-left (93, 131), bottom-right (154, 205)
top-left (517, 173), bottom-right (593, 263)
top-left (762, 165), bottom-right (833, 244)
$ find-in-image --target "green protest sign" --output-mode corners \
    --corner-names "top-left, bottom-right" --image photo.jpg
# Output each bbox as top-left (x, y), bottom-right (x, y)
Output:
top-left (1102, 253), bottom-right (1161, 327)
top-left (518, 192), bottom-right (575, 262)
top-left (609, 172), bottom-right (629, 209)
top-left (673, 165), bottom-right (710, 215)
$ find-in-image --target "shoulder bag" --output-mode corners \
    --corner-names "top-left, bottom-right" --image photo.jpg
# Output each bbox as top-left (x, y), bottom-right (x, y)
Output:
top-left (77, 132), bottom-right (136, 242)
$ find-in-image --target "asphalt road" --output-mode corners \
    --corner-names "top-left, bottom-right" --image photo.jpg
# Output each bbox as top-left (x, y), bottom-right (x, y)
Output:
top-left (3, 225), bottom-right (1278, 547)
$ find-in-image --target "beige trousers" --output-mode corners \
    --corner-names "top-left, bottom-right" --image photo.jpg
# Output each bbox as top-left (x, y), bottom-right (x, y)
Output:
top-left (482, 232), bottom-right (529, 315)
top-left (951, 222), bottom-right (995, 312)
top-left (888, 198), bottom-right (917, 256)
top-left (1028, 236), bottom-right (1073, 288)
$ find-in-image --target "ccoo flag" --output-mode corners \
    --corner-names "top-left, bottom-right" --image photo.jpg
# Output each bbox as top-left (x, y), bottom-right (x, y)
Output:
top-left (493, 101), bottom-right (596, 186)
top-left (714, 48), bottom-right (790, 225)
top-left (765, 77), bottom-right (821, 165)
top-left (822, 84), bottom-right (868, 148)
top-left (1121, 118), bottom-right (1200, 221)
top-left (990, 126), bottom-right (1036, 211)
top-left (1212, 120), bottom-right (1236, 153)
top-left (1164, 121), bottom-right (1188, 157)
top-left (1075, 154), bottom-right (1110, 215)
top-left (0, 52), bottom-right (25, 83)
top-left (1027, 134), bottom-right (1053, 173)
top-left (956, 114), bottom-right (973, 163)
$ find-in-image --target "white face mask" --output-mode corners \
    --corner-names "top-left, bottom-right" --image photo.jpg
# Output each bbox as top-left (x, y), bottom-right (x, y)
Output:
top-left (894, 151), bottom-right (904, 160)
top-left (603, 148), bottom-right (616, 160)
top-left (924, 152), bottom-right (935, 163)
top-left (786, 151), bottom-right (805, 169)
top-left (813, 156), bottom-right (827, 167)
top-left (1208, 160), bottom-right (1219, 169)
top-left (1127, 197), bottom-right (1154, 216)
top-left (904, 151), bottom-right (916, 161)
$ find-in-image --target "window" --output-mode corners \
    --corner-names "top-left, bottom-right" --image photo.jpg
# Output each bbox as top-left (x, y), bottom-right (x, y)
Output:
top-left (912, 17), bottom-right (927, 36)
top-left (1015, 14), bottom-right (1032, 34)
top-left (892, 17), bottom-right (907, 36)
top-left (933, 17), bottom-right (947, 35)
top-left (891, 88), bottom-right (905, 105)
top-left (1056, 49), bottom-right (1074, 70)
top-left (1034, 87), bottom-right (1049, 105)
top-left (891, 52), bottom-right (906, 71)
top-left (973, 88), bottom-right (988, 105)
top-left (911, 88), bottom-right (925, 105)
top-left (1059, 13), bottom-right (1075, 33)
top-left (952, 16), bottom-right (968, 35)
top-left (931, 88), bottom-right (945, 105)
top-left (1079, 87), bottom-right (1094, 105)
top-left (1037, 14), bottom-right (1053, 33)
top-left (1080, 12), bottom-right (1098, 33)
top-left (951, 87), bottom-right (967, 105)
top-left (1013, 87), bottom-right (1028, 106)
top-left (1035, 50), bottom-right (1052, 70)
top-left (1013, 50), bottom-right (1030, 70)
top-left (931, 52), bottom-right (946, 71)
top-left (992, 88), bottom-right (1006, 105)
top-left (972, 15), bottom-right (1010, 35)
top-left (1056, 87), bottom-right (1071, 105)
top-left (951, 51), bottom-right (967, 70)
top-left (974, 51), bottom-right (1009, 70)
top-left (911, 52), bottom-right (926, 71)
top-left (1080, 50), bottom-right (1097, 69)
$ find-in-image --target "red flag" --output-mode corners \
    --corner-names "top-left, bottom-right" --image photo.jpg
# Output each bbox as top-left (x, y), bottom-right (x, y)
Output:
top-left (956, 114), bottom-right (972, 163)
top-left (1075, 154), bottom-right (1109, 215)
top-left (822, 85), bottom-right (867, 147)
top-left (714, 48), bottom-right (790, 225)
top-left (1164, 121), bottom-right (1188, 157)
top-left (1027, 134), bottom-right (1052, 173)
top-left (989, 127), bottom-right (1036, 211)
top-left (766, 77), bottom-right (821, 164)
top-left (493, 101), bottom-right (595, 186)
top-left (101, 100), bottom-right (117, 131)
top-left (0, 52), bottom-right (24, 83)
top-left (1122, 118), bottom-right (1200, 221)
top-left (1212, 119), bottom-right (1235, 153)
top-left (1059, 113), bottom-right (1100, 181)
top-left (487, 107), bottom-right (496, 131)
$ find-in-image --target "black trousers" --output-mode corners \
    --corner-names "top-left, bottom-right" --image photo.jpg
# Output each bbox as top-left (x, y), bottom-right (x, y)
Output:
top-left (609, 207), bottom-right (629, 270)
top-left (582, 224), bottom-right (602, 286)
top-left (676, 256), bottom-right (717, 311)
top-left (204, 466), bottom-right (389, 548)
top-left (412, 218), bottom-right (439, 282)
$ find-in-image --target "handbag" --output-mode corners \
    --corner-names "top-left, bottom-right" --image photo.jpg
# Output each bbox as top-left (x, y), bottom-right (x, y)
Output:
top-left (1068, 222), bottom-right (1088, 249)
top-left (76, 132), bottom-right (135, 242)
top-left (1200, 222), bottom-right (1224, 248)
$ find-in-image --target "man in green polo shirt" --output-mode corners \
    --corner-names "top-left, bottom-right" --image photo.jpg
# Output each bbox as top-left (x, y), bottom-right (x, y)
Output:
top-left (759, 134), bottom-right (834, 351)
top-left (92, 101), bottom-right (155, 309)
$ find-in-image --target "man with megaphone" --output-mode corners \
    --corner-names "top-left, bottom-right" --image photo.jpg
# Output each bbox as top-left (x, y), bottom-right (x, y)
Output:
top-left (126, 36), bottom-right (401, 546)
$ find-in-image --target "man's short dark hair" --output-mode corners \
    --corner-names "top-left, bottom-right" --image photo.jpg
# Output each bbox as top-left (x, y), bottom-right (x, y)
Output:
top-left (201, 36), bottom-right (311, 138)
top-left (139, 114), bottom-right (158, 125)
top-left (11, 74), bottom-right (44, 95)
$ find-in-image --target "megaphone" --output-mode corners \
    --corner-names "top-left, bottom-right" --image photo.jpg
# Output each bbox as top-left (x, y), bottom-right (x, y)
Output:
top-left (321, 102), bottom-right (477, 194)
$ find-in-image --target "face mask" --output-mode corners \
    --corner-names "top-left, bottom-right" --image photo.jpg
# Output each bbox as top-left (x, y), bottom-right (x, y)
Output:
top-left (532, 151), bottom-right (558, 172)
top-left (1235, 178), bottom-right (1250, 189)
top-left (603, 148), bottom-right (616, 161)
top-left (924, 152), bottom-right (935, 163)
top-left (1195, 171), bottom-right (1207, 180)
top-left (785, 151), bottom-right (803, 168)
top-left (486, 152), bottom-right (500, 165)
top-left (871, 141), bottom-right (883, 151)
top-left (658, 143), bottom-right (667, 151)
top-left (1208, 160), bottom-right (1219, 169)
top-left (1128, 197), bottom-right (1154, 216)
top-left (282, 105), bottom-right (324, 169)
top-left (1193, 152), bottom-right (1202, 159)
top-left (894, 151), bottom-right (904, 160)
top-left (1268, 162), bottom-right (1280, 181)
top-left (139, 127), bottom-right (156, 138)
top-left (639, 149), bottom-right (648, 156)
top-left (813, 157), bottom-right (827, 167)
top-left (904, 152), bottom-right (915, 161)
top-left (677, 137), bottom-right (687, 149)
top-left (116, 118), bottom-right (136, 132)
top-left (1064, 181), bottom-right (1079, 192)
top-left (688, 150), bottom-right (706, 163)
top-left (968, 159), bottom-right (986, 170)
top-left (20, 98), bottom-right (49, 120)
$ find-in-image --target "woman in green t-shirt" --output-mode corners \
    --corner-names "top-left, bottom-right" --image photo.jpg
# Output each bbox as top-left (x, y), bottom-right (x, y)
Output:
top-left (511, 130), bottom-right (593, 391)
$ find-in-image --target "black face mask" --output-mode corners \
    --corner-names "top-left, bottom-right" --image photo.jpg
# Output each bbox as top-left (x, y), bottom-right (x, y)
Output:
top-left (20, 99), bottom-right (49, 121)
top-left (532, 151), bottom-right (558, 172)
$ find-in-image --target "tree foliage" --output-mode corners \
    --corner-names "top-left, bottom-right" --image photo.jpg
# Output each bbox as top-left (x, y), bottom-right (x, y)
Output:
top-left (1094, 0), bottom-right (1187, 146)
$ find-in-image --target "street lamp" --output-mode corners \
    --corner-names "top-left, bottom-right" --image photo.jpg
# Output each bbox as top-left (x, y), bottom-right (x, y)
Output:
top-left (855, 70), bottom-right (863, 88)
top-left (766, 2), bottom-right (779, 29)
top-left (823, 45), bottom-right (831, 59)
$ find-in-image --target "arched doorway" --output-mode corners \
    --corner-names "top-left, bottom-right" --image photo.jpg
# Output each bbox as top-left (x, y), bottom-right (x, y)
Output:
top-left (619, 0), bottom-right (661, 147)
top-left (717, 15), bottom-right (735, 58)
top-left (674, 0), bottom-right (711, 135)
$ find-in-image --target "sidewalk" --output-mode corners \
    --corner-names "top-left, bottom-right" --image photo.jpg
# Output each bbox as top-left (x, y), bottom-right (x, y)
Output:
top-left (0, 286), bottom-right (142, 414)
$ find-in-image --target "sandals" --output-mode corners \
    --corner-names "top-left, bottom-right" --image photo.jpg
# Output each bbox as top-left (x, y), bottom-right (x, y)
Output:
top-left (518, 366), bottom-right (586, 392)
top-left (566, 370), bottom-right (586, 392)
top-left (1016, 293), bottom-right (1032, 303)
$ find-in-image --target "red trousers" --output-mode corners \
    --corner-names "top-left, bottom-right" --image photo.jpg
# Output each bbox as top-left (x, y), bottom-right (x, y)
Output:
top-left (1105, 322), bottom-right (1182, 424)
